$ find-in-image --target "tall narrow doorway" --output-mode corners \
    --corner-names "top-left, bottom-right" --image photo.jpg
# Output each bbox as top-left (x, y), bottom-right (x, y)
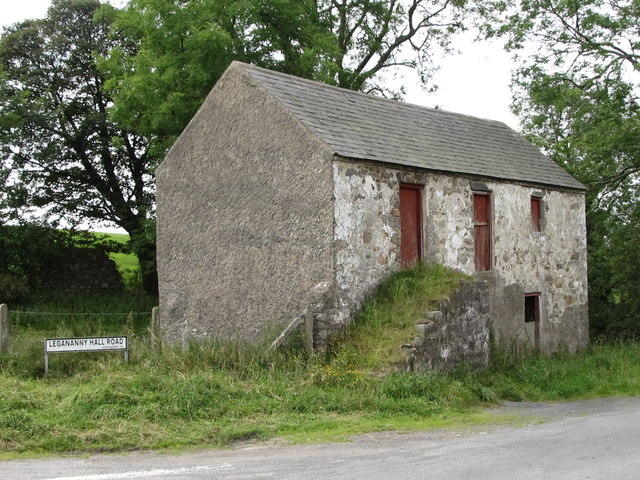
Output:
top-left (473, 192), bottom-right (492, 272)
top-left (400, 184), bottom-right (423, 268)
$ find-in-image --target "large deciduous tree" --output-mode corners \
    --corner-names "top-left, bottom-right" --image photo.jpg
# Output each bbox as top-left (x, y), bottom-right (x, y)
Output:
top-left (1, 0), bottom-right (470, 295)
top-left (104, 0), bottom-right (469, 156)
top-left (0, 0), bottom-right (158, 293)
top-left (482, 0), bottom-right (640, 336)
top-left (321, 0), bottom-right (467, 92)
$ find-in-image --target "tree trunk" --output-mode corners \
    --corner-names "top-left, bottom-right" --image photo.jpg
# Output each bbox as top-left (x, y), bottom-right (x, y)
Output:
top-left (129, 228), bottom-right (158, 295)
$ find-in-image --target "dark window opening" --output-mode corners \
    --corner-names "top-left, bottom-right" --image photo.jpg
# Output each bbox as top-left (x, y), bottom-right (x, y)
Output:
top-left (525, 293), bottom-right (541, 349)
top-left (525, 295), bottom-right (539, 323)
top-left (531, 196), bottom-right (542, 232)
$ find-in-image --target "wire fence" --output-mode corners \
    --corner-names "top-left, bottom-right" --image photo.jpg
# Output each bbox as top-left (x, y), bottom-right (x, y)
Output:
top-left (8, 310), bottom-right (152, 317)
top-left (0, 303), bottom-right (160, 353)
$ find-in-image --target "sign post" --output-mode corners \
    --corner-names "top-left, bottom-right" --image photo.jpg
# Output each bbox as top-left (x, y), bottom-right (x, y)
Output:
top-left (44, 336), bottom-right (128, 374)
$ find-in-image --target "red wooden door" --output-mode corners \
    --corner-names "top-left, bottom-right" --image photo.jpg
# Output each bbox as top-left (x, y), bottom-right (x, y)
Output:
top-left (473, 193), bottom-right (491, 271)
top-left (400, 184), bottom-right (422, 268)
top-left (531, 196), bottom-right (542, 231)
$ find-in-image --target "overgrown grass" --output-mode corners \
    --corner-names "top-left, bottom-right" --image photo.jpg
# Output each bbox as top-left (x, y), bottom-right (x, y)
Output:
top-left (3, 292), bottom-right (157, 379)
top-left (1, 267), bottom-right (639, 458)
top-left (2, 338), bottom-right (639, 458)
top-left (335, 263), bottom-right (468, 370)
top-left (476, 341), bottom-right (640, 402)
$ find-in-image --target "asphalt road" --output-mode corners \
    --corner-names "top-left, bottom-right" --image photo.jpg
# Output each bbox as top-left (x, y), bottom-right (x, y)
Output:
top-left (3, 397), bottom-right (640, 480)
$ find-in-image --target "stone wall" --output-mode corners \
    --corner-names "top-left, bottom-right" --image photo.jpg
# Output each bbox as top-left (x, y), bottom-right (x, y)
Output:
top-left (43, 247), bottom-right (123, 294)
top-left (424, 176), bottom-right (476, 273)
top-left (491, 184), bottom-right (589, 353)
top-left (426, 177), bottom-right (589, 353)
top-left (329, 159), bottom-right (588, 356)
top-left (412, 280), bottom-right (490, 372)
top-left (157, 63), bottom-right (336, 344)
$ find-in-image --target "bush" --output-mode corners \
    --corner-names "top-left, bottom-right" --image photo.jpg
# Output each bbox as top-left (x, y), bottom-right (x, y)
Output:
top-left (0, 224), bottom-right (131, 292)
top-left (0, 224), bottom-right (67, 288)
top-left (0, 273), bottom-right (29, 303)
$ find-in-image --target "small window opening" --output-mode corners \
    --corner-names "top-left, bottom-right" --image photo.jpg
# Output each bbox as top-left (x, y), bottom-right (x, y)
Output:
top-left (525, 295), bottom-right (539, 323)
top-left (525, 293), bottom-right (541, 349)
top-left (531, 196), bottom-right (542, 232)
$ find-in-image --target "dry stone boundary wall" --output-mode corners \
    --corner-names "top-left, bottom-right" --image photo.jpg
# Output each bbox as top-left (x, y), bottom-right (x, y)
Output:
top-left (42, 247), bottom-right (123, 294)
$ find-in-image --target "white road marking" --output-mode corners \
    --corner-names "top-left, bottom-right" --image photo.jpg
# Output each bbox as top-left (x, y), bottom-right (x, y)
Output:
top-left (45, 463), bottom-right (234, 480)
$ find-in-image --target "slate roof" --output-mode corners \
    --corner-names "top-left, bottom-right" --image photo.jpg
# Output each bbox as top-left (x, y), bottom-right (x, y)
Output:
top-left (238, 62), bottom-right (585, 191)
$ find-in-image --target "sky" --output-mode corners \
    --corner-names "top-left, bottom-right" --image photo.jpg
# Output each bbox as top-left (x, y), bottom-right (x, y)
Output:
top-left (0, 0), bottom-right (520, 130)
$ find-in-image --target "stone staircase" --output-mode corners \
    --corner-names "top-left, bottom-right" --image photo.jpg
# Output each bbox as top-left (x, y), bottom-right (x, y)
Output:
top-left (401, 280), bottom-right (491, 372)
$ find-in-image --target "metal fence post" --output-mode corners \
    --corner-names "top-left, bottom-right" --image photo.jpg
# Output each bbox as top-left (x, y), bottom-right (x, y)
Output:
top-left (0, 304), bottom-right (8, 354)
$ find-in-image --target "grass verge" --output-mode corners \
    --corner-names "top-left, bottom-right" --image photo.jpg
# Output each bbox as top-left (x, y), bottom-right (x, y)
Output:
top-left (2, 340), bottom-right (639, 458)
top-left (1, 266), bottom-right (639, 458)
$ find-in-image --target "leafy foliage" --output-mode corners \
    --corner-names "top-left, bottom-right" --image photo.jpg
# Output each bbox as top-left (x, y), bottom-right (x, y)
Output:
top-left (481, 0), bottom-right (640, 336)
top-left (103, 0), bottom-right (470, 156)
top-left (588, 207), bottom-right (640, 337)
top-left (0, 223), bottom-right (129, 294)
top-left (0, 224), bottom-right (67, 288)
top-left (315, 0), bottom-right (468, 93)
top-left (0, 274), bottom-right (29, 303)
top-left (0, 0), bottom-right (158, 292)
top-left (100, 0), bottom-right (238, 156)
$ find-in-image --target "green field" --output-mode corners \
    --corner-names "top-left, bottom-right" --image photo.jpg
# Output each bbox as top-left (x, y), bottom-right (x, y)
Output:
top-left (93, 232), bottom-right (142, 290)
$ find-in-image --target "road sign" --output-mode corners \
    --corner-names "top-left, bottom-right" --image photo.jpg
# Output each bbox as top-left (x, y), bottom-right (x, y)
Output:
top-left (44, 336), bottom-right (128, 373)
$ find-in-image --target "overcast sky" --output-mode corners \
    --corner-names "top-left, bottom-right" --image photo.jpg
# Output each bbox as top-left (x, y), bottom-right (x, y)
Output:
top-left (0, 0), bottom-right (519, 129)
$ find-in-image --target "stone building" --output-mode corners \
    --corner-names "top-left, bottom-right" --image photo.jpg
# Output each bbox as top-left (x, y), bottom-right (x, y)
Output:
top-left (157, 61), bottom-right (588, 360)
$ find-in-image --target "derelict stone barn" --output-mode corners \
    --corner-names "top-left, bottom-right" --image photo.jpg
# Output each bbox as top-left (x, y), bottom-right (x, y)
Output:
top-left (157, 61), bottom-right (588, 361)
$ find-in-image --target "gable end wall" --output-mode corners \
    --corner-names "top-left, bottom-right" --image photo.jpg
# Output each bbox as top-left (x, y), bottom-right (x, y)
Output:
top-left (157, 65), bottom-right (335, 343)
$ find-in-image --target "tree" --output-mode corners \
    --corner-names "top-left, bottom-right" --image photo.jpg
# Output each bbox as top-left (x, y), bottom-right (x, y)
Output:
top-left (1, 0), bottom-right (471, 296)
top-left (100, 0), bottom-right (238, 156)
top-left (0, 0), bottom-right (158, 293)
top-left (103, 0), bottom-right (469, 156)
top-left (319, 0), bottom-right (467, 93)
top-left (481, 0), bottom-right (640, 336)
top-left (483, 0), bottom-right (640, 199)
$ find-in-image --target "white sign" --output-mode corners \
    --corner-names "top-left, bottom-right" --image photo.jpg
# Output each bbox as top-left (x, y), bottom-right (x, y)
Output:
top-left (45, 336), bottom-right (128, 353)
top-left (44, 336), bottom-right (129, 374)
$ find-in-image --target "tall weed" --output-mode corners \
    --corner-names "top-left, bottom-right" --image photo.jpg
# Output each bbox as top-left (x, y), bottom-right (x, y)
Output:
top-left (2, 275), bottom-right (640, 456)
